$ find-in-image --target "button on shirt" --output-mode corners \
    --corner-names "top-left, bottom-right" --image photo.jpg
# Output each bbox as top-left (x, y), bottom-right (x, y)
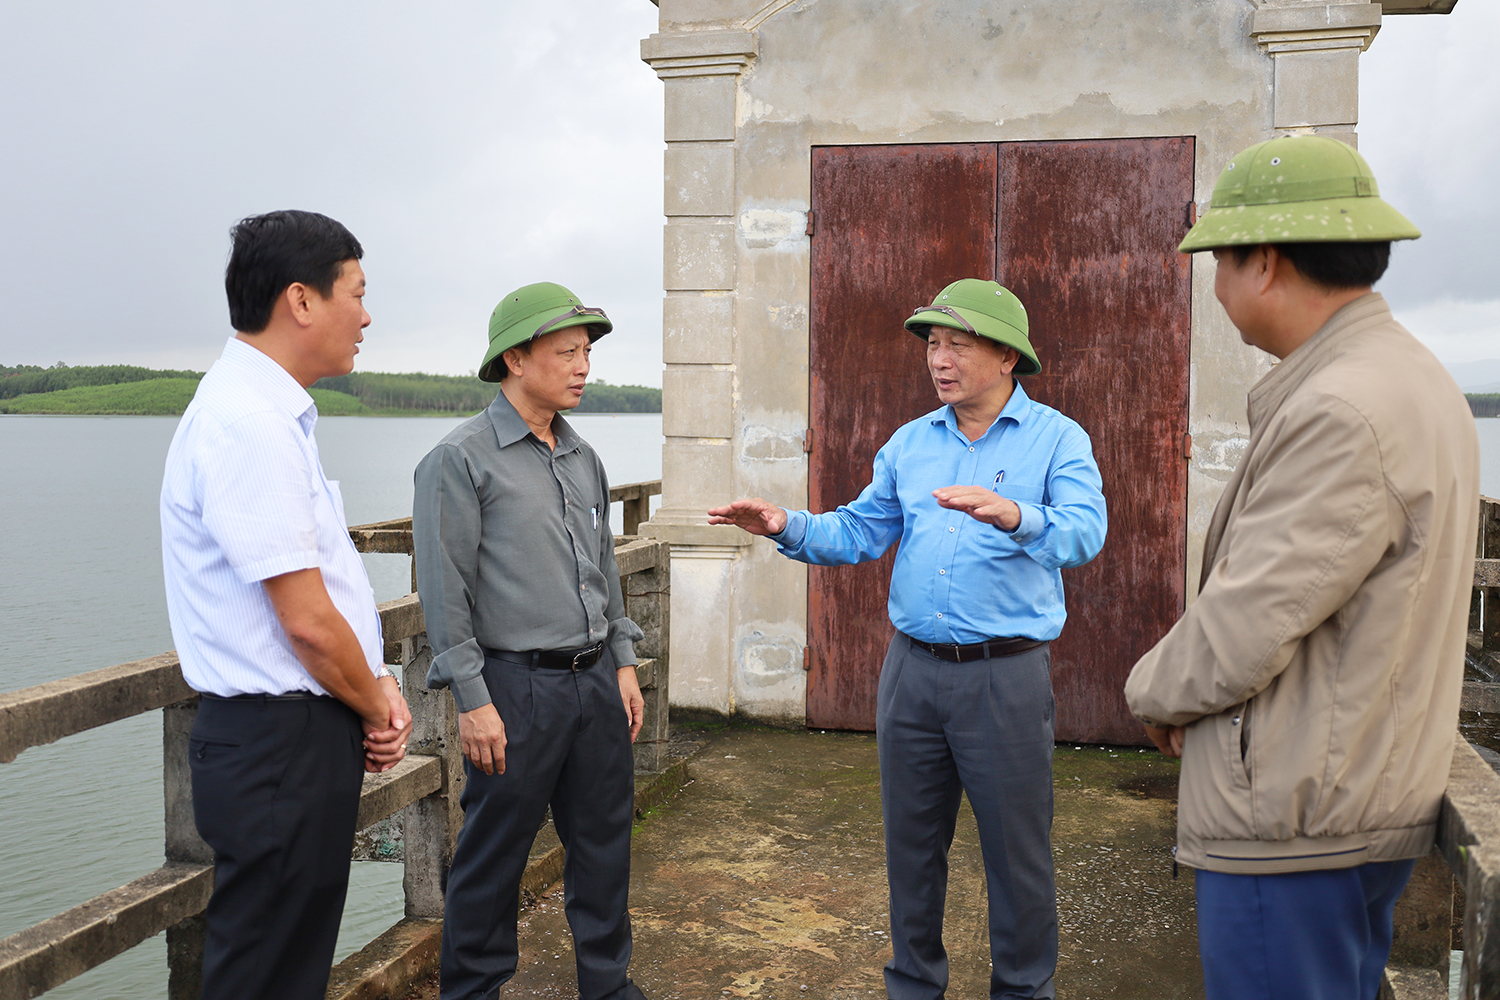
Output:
top-left (413, 391), bottom-right (643, 714)
top-left (772, 381), bottom-right (1107, 644)
top-left (160, 337), bottom-right (383, 696)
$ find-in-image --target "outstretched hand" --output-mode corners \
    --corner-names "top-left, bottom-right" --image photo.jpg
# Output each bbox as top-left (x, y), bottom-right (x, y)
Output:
top-left (707, 497), bottom-right (788, 537)
top-left (931, 485), bottom-right (1022, 531)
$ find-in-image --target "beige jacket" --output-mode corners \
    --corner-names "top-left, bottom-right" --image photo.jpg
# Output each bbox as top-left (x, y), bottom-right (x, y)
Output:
top-left (1125, 294), bottom-right (1478, 874)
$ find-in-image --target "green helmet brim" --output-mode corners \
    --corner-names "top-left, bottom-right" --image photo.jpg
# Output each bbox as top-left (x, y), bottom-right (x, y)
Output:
top-left (905, 307), bottom-right (1042, 377)
top-left (1179, 195), bottom-right (1421, 252)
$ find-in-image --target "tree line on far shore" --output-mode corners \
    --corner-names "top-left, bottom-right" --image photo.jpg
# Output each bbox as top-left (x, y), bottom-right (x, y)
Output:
top-left (1469, 394), bottom-right (1500, 419)
top-left (0, 363), bottom-right (661, 416)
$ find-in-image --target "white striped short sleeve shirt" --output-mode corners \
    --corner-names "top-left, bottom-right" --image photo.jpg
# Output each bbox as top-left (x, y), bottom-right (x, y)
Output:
top-left (160, 337), bottom-right (383, 696)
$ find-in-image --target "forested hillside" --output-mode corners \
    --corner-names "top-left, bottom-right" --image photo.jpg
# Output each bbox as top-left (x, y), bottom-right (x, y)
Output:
top-left (0, 363), bottom-right (661, 415)
top-left (310, 373), bottom-right (661, 413)
top-left (1469, 394), bottom-right (1500, 418)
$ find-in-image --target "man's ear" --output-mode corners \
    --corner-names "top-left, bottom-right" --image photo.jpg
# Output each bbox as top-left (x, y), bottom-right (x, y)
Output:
top-left (998, 344), bottom-right (1020, 375)
top-left (1255, 246), bottom-right (1280, 296)
top-left (283, 282), bottom-right (315, 328)
top-left (502, 346), bottom-right (524, 379)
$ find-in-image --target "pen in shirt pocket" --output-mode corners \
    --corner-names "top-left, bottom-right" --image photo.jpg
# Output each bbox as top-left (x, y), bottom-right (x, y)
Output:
top-left (591, 504), bottom-right (600, 530)
top-left (993, 470), bottom-right (1005, 486)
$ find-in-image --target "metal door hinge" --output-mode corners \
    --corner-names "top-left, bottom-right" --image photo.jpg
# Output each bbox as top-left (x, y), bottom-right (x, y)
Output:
top-left (803, 646), bottom-right (812, 671)
top-left (1186, 200), bottom-right (1197, 228)
top-left (803, 427), bottom-right (814, 453)
top-left (1182, 432), bottom-right (1193, 460)
top-left (805, 210), bottom-right (816, 237)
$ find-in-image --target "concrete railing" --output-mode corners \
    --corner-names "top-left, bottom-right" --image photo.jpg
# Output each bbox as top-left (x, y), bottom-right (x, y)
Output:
top-left (1384, 495), bottom-right (1500, 999)
top-left (0, 485), bottom-right (670, 999)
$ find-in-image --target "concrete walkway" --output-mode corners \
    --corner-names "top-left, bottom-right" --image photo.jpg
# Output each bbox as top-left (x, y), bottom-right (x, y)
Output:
top-left (403, 722), bottom-right (1203, 999)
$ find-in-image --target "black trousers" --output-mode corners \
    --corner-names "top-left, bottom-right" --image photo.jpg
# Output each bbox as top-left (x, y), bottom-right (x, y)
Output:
top-left (440, 650), bottom-right (641, 1000)
top-left (877, 634), bottom-right (1057, 1000)
top-left (189, 694), bottom-right (366, 1000)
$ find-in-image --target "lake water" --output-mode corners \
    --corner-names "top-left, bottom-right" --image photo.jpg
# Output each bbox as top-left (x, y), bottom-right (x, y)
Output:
top-left (2, 413), bottom-right (1498, 999)
top-left (0, 412), bottom-right (663, 1000)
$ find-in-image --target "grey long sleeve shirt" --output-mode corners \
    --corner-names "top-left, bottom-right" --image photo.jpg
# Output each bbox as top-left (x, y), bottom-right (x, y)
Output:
top-left (413, 391), bottom-right (642, 713)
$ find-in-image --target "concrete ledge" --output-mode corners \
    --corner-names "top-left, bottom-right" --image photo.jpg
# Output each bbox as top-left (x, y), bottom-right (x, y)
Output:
top-left (0, 653), bottom-right (190, 763)
top-left (616, 538), bottom-right (671, 576)
top-left (0, 862), bottom-right (213, 998)
top-left (1380, 964), bottom-right (1448, 999)
top-left (356, 754), bottom-right (442, 831)
top-left (325, 918), bottom-right (443, 1000)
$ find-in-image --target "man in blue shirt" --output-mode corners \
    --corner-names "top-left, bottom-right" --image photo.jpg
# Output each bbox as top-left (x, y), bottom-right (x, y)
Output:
top-left (709, 278), bottom-right (1106, 1000)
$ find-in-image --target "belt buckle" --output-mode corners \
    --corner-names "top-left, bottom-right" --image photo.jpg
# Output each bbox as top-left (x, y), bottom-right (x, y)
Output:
top-left (570, 649), bottom-right (587, 671)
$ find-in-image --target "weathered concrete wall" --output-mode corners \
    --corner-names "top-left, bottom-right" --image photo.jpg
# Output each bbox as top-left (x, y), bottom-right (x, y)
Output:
top-left (643, 0), bottom-right (1385, 723)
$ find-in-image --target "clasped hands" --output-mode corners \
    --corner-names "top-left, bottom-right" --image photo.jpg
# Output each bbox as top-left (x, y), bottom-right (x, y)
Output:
top-left (361, 675), bottom-right (412, 773)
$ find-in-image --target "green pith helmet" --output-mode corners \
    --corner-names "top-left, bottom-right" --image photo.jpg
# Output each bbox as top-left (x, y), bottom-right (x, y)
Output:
top-left (904, 279), bottom-right (1041, 377)
top-left (1179, 135), bottom-right (1420, 253)
top-left (478, 282), bottom-right (614, 382)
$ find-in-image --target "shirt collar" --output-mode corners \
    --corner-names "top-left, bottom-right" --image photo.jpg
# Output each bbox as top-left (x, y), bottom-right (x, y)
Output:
top-left (486, 388), bottom-right (583, 456)
top-left (931, 379), bottom-right (1032, 439)
top-left (220, 337), bottom-right (316, 433)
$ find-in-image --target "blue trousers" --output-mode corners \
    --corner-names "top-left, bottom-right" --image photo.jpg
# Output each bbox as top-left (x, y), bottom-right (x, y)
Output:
top-left (1195, 859), bottom-right (1417, 1000)
top-left (876, 634), bottom-right (1057, 1000)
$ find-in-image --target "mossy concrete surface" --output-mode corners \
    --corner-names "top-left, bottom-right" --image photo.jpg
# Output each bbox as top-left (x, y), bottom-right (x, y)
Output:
top-left (403, 722), bottom-right (1201, 999)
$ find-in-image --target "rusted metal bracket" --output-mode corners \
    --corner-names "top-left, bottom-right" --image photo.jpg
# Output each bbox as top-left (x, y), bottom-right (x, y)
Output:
top-left (805, 210), bottom-right (816, 236)
top-left (1182, 432), bottom-right (1193, 460)
top-left (803, 647), bottom-right (813, 671)
top-left (803, 427), bottom-right (815, 453)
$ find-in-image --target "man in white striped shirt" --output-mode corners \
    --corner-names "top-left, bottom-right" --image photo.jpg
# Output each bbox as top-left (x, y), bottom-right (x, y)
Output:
top-left (160, 210), bottom-right (411, 1000)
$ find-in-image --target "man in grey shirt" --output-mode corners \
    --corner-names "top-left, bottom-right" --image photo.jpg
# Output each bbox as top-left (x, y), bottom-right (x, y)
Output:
top-left (413, 281), bottom-right (647, 1000)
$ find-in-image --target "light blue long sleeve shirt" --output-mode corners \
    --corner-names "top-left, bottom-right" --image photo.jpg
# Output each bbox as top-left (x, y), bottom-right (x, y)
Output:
top-left (772, 381), bottom-right (1107, 644)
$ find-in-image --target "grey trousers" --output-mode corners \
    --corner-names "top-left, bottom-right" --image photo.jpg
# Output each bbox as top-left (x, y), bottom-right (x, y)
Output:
top-left (439, 650), bottom-right (644, 1000)
top-left (876, 633), bottom-right (1057, 1000)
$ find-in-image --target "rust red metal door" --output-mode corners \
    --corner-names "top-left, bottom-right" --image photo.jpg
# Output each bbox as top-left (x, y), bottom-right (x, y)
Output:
top-left (807, 144), bottom-right (998, 731)
top-left (997, 138), bottom-right (1194, 743)
top-left (807, 138), bottom-right (1193, 741)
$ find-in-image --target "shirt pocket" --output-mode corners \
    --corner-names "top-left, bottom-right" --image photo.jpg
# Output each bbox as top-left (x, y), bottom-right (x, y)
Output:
top-left (992, 482), bottom-right (1045, 505)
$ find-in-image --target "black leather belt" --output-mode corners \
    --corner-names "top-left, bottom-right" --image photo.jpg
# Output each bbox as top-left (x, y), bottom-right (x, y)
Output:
top-left (484, 641), bottom-right (606, 672)
top-left (904, 632), bottom-right (1045, 663)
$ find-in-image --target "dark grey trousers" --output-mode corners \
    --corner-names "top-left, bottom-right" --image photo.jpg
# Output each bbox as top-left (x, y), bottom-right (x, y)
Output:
top-left (876, 633), bottom-right (1057, 1000)
top-left (440, 650), bottom-right (643, 1000)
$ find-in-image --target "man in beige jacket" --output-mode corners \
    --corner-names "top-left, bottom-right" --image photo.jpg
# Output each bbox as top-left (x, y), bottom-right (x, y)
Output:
top-left (1124, 136), bottom-right (1478, 1000)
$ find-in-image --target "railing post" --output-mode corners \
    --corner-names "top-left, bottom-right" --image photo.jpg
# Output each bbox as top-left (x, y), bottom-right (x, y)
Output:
top-left (623, 493), bottom-right (649, 536)
top-left (400, 633), bottom-right (463, 918)
top-left (163, 697), bottom-right (211, 1000)
top-left (627, 541), bottom-right (672, 773)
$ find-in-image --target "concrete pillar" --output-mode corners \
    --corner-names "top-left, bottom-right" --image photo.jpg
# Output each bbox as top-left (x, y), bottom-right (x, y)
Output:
top-left (1250, 1), bottom-right (1382, 146)
top-left (640, 29), bottom-right (759, 715)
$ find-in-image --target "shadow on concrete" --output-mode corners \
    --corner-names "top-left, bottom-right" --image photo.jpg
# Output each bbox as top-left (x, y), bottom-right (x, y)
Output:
top-left (402, 721), bottom-right (1202, 999)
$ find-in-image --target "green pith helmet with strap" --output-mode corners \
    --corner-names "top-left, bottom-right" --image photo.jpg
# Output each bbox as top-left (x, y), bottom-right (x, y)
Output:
top-left (478, 281), bottom-right (614, 382)
top-left (904, 279), bottom-right (1040, 376)
top-left (1179, 135), bottom-right (1420, 252)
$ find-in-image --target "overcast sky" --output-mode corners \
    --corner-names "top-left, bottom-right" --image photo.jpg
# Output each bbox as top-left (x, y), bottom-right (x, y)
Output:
top-left (0, 2), bottom-right (1494, 390)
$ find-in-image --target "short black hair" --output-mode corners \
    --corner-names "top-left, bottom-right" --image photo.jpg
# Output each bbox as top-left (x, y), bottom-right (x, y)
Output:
top-left (225, 210), bottom-right (363, 333)
top-left (1229, 241), bottom-right (1391, 290)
